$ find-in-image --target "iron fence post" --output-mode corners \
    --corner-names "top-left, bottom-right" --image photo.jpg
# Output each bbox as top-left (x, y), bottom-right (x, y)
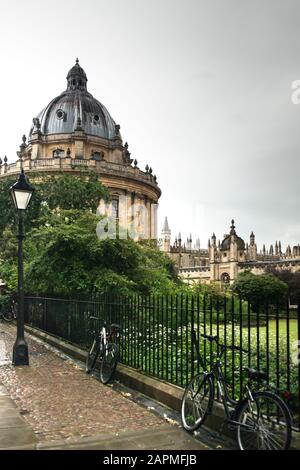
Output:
top-left (297, 301), bottom-right (300, 431)
top-left (191, 295), bottom-right (195, 380)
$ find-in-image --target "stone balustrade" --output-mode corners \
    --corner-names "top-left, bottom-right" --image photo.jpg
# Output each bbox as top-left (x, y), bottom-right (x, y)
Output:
top-left (0, 157), bottom-right (159, 190)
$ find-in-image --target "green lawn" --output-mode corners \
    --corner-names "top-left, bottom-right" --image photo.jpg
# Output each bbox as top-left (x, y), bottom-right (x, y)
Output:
top-left (250, 319), bottom-right (298, 345)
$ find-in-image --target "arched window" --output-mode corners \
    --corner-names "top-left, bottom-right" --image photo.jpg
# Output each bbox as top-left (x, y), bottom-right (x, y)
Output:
top-left (53, 148), bottom-right (65, 158)
top-left (91, 151), bottom-right (103, 161)
top-left (220, 272), bottom-right (230, 284)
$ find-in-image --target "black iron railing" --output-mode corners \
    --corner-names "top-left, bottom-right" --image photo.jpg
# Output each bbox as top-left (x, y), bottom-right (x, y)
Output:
top-left (24, 294), bottom-right (300, 431)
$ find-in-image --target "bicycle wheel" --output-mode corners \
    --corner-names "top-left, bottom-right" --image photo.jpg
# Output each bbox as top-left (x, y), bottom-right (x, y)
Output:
top-left (181, 373), bottom-right (214, 432)
top-left (3, 309), bottom-right (15, 322)
top-left (99, 342), bottom-right (118, 384)
top-left (236, 391), bottom-right (292, 450)
top-left (86, 339), bottom-right (99, 374)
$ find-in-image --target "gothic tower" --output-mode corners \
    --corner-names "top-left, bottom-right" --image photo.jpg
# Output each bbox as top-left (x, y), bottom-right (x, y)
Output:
top-left (161, 217), bottom-right (171, 252)
top-left (249, 231), bottom-right (257, 261)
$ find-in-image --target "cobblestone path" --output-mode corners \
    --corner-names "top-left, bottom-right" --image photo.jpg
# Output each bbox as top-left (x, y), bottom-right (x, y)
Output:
top-left (0, 323), bottom-right (163, 443)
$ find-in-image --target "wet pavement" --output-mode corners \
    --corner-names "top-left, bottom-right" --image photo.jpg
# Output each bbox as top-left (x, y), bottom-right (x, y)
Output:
top-left (0, 322), bottom-right (220, 450)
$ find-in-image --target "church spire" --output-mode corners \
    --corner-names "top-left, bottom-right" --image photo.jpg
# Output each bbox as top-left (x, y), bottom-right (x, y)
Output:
top-left (162, 216), bottom-right (170, 233)
top-left (160, 216), bottom-right (171, 253)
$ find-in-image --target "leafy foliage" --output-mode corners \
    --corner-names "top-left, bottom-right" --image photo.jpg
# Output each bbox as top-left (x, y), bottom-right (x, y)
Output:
top-left (0, 172), bottom-right (180, 297)
top-left (232, 270), bottom-right (288, 311)
top-left (0, 171), bottom-right (109, 237)
top-left (39, 171), bottom-right (110, 212)
top-left (264, 266), bottom-right (300, 304)
top-left (18, 214), bottom-right (179, 296)
top-left (0, 175), bottom-right (43, 237)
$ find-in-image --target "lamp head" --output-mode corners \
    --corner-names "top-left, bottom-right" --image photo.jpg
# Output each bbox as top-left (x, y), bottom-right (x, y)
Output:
top-left (10, 170), bottom-right (35, 210)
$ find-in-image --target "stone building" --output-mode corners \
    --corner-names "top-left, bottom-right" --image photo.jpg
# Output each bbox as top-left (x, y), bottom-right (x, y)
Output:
top-left (0, 60), bottom-right (161, 240)
top-left (161, 218), bottom-right (300, 284)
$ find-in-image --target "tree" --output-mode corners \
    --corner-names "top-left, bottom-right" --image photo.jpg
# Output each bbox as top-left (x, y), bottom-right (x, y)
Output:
top-left (39, 171), bottom-right (110, 212)
top-left (0, 175), bottom-right (42, 237)
top-left (0, 171), bottom-right (110, 238)
top-left (0, 171), bottom-right (181, 297)
top-left (232, 270), bottom-right (288, 311)
top-left (0, 210), bottom-right (180, 297)
top-left (264, 266), bottom-right (300, 305)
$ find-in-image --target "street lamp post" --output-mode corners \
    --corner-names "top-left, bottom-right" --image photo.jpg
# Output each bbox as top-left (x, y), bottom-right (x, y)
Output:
top-left (9, 169), bottom-right (35, 366)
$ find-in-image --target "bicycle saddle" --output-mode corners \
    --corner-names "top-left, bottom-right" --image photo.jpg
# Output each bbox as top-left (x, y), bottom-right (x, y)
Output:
top-left (245, 367), bottom-right (268, 382)
top-left (110, 323), bottom-right (121, 330)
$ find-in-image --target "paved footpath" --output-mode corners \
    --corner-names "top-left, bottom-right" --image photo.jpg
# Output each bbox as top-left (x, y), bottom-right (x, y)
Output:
top-left (0, 322), bottom-right (219, 450)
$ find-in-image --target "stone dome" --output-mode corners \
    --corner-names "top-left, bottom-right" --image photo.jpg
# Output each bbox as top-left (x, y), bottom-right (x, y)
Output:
top-left (29, 59), bottom-right (118, 141)
top-left (220, 235), bottom-right (245, 251)
top-left (1, 58), bottom-right (161, 242)
top-left (220, 220), bottom-right (245, 251)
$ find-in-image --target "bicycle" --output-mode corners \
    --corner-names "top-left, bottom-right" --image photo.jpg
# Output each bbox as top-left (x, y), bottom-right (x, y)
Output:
top-left (0, 300), bottom-right (17, 322)
top-left (85, 316), bottom-right (121, 384)
top-left (181, 331), bottom-right (292, 450)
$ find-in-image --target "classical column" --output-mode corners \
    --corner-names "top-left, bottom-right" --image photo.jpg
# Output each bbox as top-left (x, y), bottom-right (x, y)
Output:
top-left (151, 200), bottom-right (158, 240)
top-left (145, 196), bottom-right (151, 240)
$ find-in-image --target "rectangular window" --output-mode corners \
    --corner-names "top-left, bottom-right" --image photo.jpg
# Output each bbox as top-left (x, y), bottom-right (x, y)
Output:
top-left (111, 198), bottom-right (119, 219)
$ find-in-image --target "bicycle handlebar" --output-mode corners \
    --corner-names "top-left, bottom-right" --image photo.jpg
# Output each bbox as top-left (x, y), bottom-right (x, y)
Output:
top-left (198, 332), bottom-right (248, 354)
top-left (87, 316), bottom-right (122, 332)
top-left (220, 344), bottom-right (248, 354)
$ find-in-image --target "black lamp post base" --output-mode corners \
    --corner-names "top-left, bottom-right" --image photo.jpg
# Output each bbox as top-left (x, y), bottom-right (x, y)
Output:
top-left (12, 339), bottom-right (29, 366)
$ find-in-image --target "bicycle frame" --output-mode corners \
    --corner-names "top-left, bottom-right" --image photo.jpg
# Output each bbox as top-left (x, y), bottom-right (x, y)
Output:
top-left (95, 323), bottom-right (118, 357)
top-left (95, 324), bottom-right (106, 356)
top-left (212, 361), bottom-right (258, 431)
top-left (191, 330), bottom-right (256, 431)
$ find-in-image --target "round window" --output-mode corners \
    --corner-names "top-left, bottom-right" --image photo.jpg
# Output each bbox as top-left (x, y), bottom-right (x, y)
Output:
top-left (94, 114), bottom-right (100, 122)
top-left (56, 109), bottom-right (64, 120)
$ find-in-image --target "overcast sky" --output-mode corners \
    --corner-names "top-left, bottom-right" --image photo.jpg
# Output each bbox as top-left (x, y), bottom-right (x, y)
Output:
top-left (0, 0), bottom-right (299, 251)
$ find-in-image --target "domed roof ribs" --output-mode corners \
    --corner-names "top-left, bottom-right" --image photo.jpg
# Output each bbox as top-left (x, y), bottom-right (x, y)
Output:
top-left (40, 94), bottom-right (64, 135)
top-left (93, 97), bottom-right (116, 138)
top-left (79, 94), bottom-right (83, 127)
top-left (28, 60), bottom-right (118, 141)
top-left (93, 97), bottom-right (109, 135)
top-left (73, 92), bottom-right (83, 132)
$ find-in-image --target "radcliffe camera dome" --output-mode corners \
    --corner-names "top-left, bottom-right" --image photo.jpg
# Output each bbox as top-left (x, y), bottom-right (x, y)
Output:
top-left (0, 58), bottom-right (160, 242)
top-left (29, 59), bottom-right (117, 140)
